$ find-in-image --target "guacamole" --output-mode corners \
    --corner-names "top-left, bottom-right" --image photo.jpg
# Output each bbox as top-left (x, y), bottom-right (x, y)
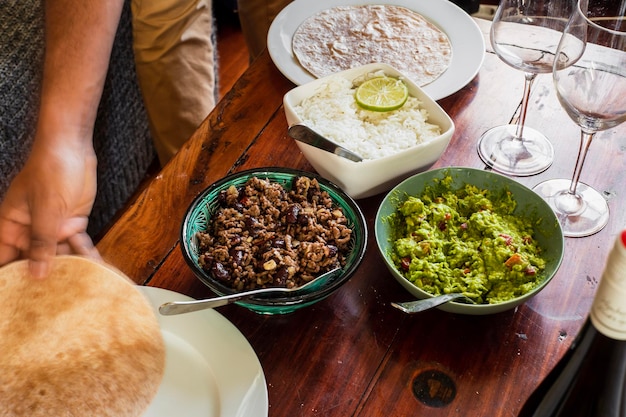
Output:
top-left (389, 177), bottom-right (546, 304)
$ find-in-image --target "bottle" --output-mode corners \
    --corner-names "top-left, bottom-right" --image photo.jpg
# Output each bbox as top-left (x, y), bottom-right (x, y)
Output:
top-left (518, 229), bottom-right (626, 417)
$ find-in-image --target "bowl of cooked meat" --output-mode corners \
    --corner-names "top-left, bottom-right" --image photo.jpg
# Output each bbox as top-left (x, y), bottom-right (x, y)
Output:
top-left (180, 167), bottom-right (368, 314)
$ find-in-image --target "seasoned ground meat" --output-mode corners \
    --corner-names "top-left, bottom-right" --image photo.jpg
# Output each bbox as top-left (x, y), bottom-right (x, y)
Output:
top-left (197, 176), bottom-right (353, 291)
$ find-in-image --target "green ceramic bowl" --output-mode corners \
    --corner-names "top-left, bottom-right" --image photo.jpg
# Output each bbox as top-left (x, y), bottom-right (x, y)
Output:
top-left (375, 167), bottom-right (564, 315)
top-left (181, 167), bottom-right (367, 314)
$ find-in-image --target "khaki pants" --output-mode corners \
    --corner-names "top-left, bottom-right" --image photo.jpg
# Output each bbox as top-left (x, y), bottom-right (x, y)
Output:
top-left (238, 0), bottom-right (293, 60)
top-left (131, 0), bottom-right (216, 165)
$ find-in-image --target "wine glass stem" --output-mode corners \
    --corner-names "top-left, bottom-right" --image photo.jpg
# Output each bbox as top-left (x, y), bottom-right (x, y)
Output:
top-left (514, 72), bottom-right (537, 140)
top-left (568, 130), bottom-right (595, 195)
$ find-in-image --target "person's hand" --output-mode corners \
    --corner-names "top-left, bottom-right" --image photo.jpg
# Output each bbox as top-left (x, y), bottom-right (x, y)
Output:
top-left (0, 135), bottom-right (101, 278)
top-left (0, 0), bottom-right (126, 278)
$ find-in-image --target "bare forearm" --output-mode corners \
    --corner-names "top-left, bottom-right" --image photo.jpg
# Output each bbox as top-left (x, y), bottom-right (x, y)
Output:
top-left (0, 1), bottom-right (123, 276)
top-left (39, 0), bottom-right (125, 146)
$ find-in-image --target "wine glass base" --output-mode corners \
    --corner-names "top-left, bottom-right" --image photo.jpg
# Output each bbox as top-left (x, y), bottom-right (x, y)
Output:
top-left (477, 125), bottom-right (554, 177)
top-left (533, 179), bottom-right (610, 238)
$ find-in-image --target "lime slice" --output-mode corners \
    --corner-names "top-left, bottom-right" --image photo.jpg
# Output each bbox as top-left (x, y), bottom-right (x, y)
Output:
top-left (355, 76), bottom-right (409, 112)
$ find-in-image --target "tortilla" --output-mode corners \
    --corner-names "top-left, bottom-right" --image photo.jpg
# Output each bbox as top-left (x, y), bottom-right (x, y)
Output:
top-left (292, 5), bottom-right (452, 86)
top-left (0, 256), bottom-right (165, 417)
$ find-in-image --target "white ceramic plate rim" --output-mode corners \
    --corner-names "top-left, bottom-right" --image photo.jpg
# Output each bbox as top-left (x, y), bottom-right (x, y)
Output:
top-left (267, 0), bottom-right (485, 100)
top-left (139, 286), bottom-right (268, 417)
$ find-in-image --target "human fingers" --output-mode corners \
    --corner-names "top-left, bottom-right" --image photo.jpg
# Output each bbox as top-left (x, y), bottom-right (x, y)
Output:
top-left (0, 242), bottom-right (20, 267)
top-left (68, 232), bottom-right (101, 260)
top-left (0, 214), bottom-right (29, 266)
top-left (28, 204), bottom-right (61, 279)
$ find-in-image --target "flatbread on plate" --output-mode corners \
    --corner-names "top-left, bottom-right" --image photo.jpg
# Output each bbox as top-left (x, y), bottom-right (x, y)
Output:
top-left (0, 256), bottom-right (165, 417)
top-left (292, 5), bottom-right (452, 86)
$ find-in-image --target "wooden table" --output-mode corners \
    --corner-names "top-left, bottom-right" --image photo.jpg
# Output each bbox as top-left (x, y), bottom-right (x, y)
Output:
top-left (97, 19), bottom-right (626, 417)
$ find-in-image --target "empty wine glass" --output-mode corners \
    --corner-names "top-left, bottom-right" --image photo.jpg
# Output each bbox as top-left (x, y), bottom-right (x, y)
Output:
top-left (477, 0), bottom-right (575, 176)
top-left (533, 0), bottom-right (626, 237)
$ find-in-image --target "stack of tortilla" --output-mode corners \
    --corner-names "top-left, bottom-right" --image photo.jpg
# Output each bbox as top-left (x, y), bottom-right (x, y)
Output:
top-left (0, 256), bottom-right (165, 417)
top-left (292, 4), bottom-right (452, 86)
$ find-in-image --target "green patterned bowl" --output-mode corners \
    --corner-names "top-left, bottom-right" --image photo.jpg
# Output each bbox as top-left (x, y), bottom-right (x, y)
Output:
top-left (181, 167), bottom-right (367, 314)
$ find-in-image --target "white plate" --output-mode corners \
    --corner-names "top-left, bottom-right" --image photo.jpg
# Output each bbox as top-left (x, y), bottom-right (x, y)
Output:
top-left (268, 0), bottom-right (485, 100)
top-left (139, 286), bottom-right (268, 417)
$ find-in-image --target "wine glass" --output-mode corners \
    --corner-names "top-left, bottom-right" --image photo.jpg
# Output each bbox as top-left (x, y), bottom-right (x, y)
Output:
top-left (477, 0), bottom-right (575, 176)
top-left (533, 0), bottom-right (626, 237)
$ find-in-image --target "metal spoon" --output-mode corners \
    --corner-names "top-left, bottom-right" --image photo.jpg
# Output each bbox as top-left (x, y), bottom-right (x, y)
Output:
top-left (288, 124), bottom-right (363, 162)
top-left (159, 267), bottom-right (341, 315)
top-left (391, 293), bottom-right (476, 314)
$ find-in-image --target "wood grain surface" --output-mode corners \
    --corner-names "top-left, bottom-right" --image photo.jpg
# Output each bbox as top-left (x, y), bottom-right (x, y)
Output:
top-left (97, 19), bottom-right (626, 417)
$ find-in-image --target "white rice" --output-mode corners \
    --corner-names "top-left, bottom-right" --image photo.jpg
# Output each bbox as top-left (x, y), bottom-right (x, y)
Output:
top-left (293, 72), bottom-right (441, 160)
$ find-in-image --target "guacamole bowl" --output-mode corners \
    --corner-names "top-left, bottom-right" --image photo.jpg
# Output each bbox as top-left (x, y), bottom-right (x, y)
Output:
top-left (375, 167), bottom-right (564, 315)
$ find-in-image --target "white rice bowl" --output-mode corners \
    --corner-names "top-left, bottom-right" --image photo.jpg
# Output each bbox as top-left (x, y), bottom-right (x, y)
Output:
top-left (283, 63), bottom-right (455, 199)
top-left (293, 70), bottom-right (442, 160)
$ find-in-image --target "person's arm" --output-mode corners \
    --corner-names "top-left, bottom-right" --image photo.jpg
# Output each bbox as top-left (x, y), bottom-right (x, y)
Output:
top-left (0, 0), bottom-right (125, 278)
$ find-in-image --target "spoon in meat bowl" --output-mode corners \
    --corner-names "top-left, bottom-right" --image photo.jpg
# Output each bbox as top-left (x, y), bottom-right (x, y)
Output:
top-left (391, 293), bottom-right (476, 314)
top-left (159, 267), bottom-right (341, 315)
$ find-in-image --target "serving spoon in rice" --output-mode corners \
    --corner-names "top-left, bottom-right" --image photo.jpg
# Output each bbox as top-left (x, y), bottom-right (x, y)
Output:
top-left (288, 124), bottom-right (363, 162)
top-left (158, 267), bottom-right (341, 316)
